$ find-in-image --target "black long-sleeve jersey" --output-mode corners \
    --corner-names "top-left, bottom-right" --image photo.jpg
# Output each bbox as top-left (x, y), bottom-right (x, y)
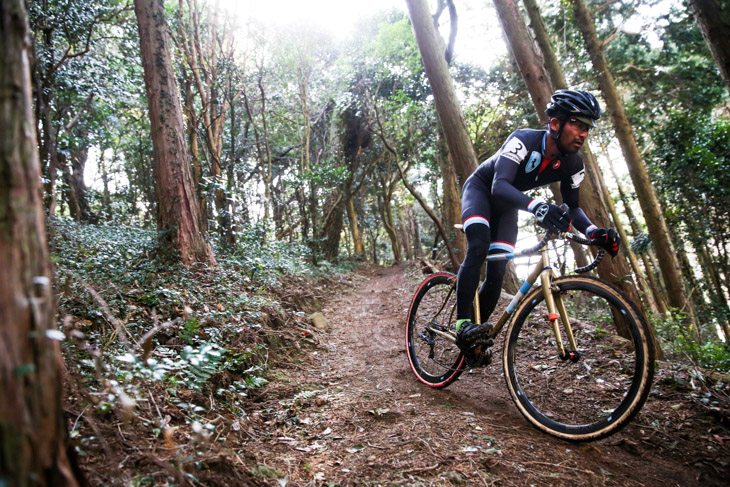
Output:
top-left (469, 128), bottom-right (593, 233)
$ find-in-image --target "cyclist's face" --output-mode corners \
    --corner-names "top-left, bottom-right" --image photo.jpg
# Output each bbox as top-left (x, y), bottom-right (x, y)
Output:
top-left (559, 118), bottom-right (592, 153)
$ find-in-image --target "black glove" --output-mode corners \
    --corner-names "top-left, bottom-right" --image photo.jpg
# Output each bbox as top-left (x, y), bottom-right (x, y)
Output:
top-left (530, 201), bottom-right (571, 234)
top-left (588, 227), bottom-right (621, 256)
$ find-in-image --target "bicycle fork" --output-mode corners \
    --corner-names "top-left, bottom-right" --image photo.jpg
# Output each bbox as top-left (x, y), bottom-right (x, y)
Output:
top-left (539, 249), bottom-right (580, 362)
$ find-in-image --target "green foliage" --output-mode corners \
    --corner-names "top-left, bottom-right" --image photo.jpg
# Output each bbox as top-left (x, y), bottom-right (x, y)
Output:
top-left (52, 219), bottom-right (336, 428)
top-left (630, 232), bottom-right (653, 255)
top-left (650, 113), bottom-right (730, 244)
top-left (654, 309), bottom-right (730, 372)
top-left (180, 318), bottom-right (201, 345)
top-left (613, 1), bottom-right (726, 134)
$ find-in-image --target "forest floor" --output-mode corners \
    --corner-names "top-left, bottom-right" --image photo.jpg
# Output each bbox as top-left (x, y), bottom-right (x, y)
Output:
top-left (71, 262), bottom-right (730, 486)
top-left (231, 263), bottom-right (730, 487)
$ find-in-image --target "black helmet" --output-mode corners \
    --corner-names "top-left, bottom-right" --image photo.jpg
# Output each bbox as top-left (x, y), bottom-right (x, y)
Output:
top-left (545, 89), bottom-right (601, 127)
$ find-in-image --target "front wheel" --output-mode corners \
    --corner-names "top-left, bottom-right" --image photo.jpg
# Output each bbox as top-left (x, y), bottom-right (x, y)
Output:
top-left (405, 272), bottom-right (465, 388)
top-left (504, 276), bottom-right (654, 442)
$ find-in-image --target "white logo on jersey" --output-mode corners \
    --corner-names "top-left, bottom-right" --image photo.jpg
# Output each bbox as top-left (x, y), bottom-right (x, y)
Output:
top-left (501, 136), bottom-right (528, 164)
top-left (571, 169), bottom-right (585, 189)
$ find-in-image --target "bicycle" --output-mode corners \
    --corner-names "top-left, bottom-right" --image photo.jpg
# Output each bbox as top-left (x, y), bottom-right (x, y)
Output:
top-left (405, 230), bottom-right (655, 442)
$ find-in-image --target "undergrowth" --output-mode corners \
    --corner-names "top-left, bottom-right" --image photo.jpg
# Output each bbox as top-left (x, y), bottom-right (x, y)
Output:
top-left (50, 218), bottom-right (349, 485)
top-left (653, 309), bottom-right (730, 373)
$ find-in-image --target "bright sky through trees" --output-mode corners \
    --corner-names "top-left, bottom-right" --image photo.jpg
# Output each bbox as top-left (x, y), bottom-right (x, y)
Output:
top-left (218, 0), bottom-right (408, 39)
top-left (216, 0), bottom-right (508, 67)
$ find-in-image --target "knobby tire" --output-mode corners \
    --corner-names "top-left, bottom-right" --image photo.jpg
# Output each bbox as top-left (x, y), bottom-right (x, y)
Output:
top-left (503, 276), bottom-right (655, 442)
top-left (405, 272), bottom-right (465, 388)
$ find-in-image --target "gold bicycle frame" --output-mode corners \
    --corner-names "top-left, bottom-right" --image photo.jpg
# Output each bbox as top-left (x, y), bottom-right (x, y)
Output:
top-left (445, 235), bottom-right (579, 357)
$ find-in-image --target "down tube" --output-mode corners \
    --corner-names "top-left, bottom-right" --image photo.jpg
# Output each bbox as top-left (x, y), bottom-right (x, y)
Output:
top-left (493, 261), bottom-right (544, 335)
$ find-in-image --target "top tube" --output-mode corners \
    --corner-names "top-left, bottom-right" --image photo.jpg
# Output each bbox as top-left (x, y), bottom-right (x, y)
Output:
top-left (452, 224), bottom-right (602, 273)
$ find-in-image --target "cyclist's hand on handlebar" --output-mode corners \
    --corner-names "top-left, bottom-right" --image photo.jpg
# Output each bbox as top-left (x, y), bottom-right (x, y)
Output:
top-left (588, 227), bottom-right (621, 256)
top-left (530, 201), bottom-right (571, 234)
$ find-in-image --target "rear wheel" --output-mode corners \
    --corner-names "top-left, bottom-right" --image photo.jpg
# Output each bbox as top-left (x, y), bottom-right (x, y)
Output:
top-left (504, 276), bottom-right (654, 441)
top-left (405, 272), bottom-right (464, 388)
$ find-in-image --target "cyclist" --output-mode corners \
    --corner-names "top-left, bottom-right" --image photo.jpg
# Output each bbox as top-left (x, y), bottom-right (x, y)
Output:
top-left (455, 89), bottom-right (620, 359)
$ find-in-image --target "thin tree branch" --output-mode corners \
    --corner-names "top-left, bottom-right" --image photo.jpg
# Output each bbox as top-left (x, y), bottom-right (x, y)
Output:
top-left (371, 102), bottom-right (460, 269)
top-left (48, 6), bottom-right (130, 78)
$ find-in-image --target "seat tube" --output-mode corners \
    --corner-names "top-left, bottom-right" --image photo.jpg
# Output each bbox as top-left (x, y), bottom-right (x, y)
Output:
top-left (539, 249), bottom-right (567, 356)
top-left (473, 289), bottom-right (481, 325)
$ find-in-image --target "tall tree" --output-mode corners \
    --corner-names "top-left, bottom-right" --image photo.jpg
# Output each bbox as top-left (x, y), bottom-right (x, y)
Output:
top-left (372, 111), bottom-right (462, 269)
top-left (405, 0), bottom-right (478, 189)
top-left (133, 0), bottom-right (215, 266)
top-left (177, 0), bottom-right (237, 244)
top-left (689, 0), bottom-right (730, 96)
top-left (0, 0), bottom-right (81, 484)
top-left (241, 65), bottom-right (274, 233)
top-left (522, 0), bottom-right (567, 89)
top-left (339, 105), bottom-right (377, 258)
top-left (570, 0), bottom-right (699, 337)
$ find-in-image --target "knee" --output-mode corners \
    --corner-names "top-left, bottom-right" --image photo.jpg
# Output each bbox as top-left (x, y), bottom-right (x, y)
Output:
top-left (463, 225), bottom-right (490, 267)
top-left (467, 241), bottom-right (488, 262)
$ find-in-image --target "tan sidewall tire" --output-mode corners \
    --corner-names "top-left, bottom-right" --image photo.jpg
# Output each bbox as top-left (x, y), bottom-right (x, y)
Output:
top-left (502, 275), bottom-right (654, 442)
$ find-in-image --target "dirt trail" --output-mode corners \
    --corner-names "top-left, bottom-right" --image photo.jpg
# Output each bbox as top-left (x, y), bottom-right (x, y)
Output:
top-left (247, 264), bottom-right (729, 486)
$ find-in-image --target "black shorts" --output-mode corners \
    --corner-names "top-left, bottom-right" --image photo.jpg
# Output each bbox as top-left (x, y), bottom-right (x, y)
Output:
top-left (461, 175), bottom-right (518, 253)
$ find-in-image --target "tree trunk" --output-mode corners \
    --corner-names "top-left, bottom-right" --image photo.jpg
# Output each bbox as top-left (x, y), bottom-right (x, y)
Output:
top-left (321, 194), bottom-right (344, 261)
top-left (178, 0), bottom-right (232, 243)
top-left (67, 139), bottom-right (96, 223)
top-left (696, 244), bottom-right (730, 340)
top-left (675, 240), bottom-right (707, 342)
top-left (340, 107), bottom-right (374, 258)
top-left (502, 261), bottom-right (520, 295)
top-left (399, 206), bottom-right (414, 261)
top-left (405, 0), bottom-right (478, 189)
top-left (600, 150), bottom-right (659, 315)
top-left (570, 0), bottom-right (699, 338)
top-left (379, 176), bottom-right (402, 263)
top-left (523, 0), bottom-right (568, 89)
top-left (59, 151), bottom-right (82, 220)
top-left (409, 205), bottom-right (424, 259)
top-left (225, 78), bottom-right (240, 247)
top-left (345, 192), bottom-right (365, 257)
top-left (242, 74), bottom-right (274, 235)
top-left (100, 149), bottom-right (112, 221)
top-left (34, 11), bottom-right (61, 216)
top-left (435, 128), bottom-right (466, 265)
top-left (133, 0), bottom-right (215, 266)
top-left (0, 1), bottom-right (81, 483)
top-left (297, 61), bottom-right (312, 245)
top-left (182, 71), bottom-right (208, 234)
top-left (369, 228), bottom-right (378, 264)
top-left (611, 165), bottom-right (668, 314)
top-left (689, 0), bottom-right (730, 96)
top-left (373, 113), bottom-right (461, 269)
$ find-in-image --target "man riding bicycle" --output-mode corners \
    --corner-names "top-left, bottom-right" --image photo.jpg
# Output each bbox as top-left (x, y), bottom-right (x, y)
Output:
top-left (455, 89), bottom-right (621, 359)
